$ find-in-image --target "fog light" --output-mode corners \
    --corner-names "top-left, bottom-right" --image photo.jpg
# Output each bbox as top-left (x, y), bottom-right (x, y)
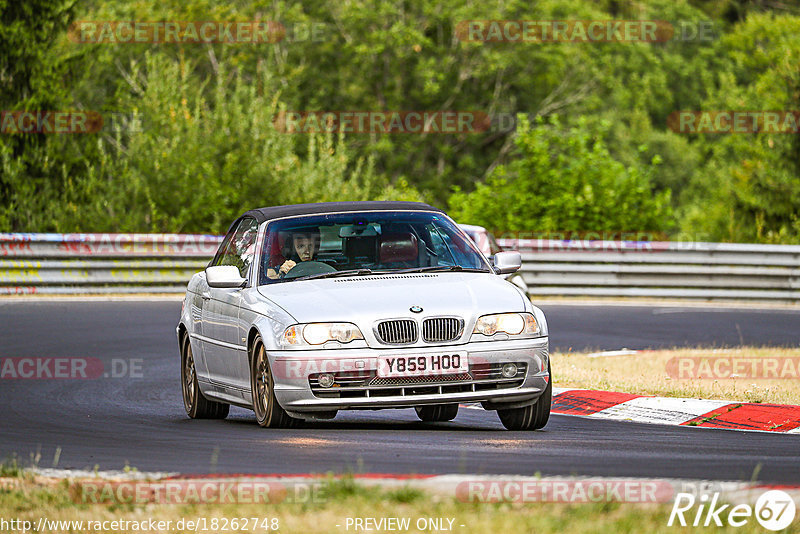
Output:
top-left (318, 373), bottom-right (335, 388)
top-left (501, 363), bottom-right (518, 378)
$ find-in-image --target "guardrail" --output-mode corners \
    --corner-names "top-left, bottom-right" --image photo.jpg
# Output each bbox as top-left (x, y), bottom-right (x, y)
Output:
top-left (1, 234), bottom-right (798, 301)
top-left (0, 233), bottom-right (221, 295)
top-left (497, 238), bottom-right (800, 302)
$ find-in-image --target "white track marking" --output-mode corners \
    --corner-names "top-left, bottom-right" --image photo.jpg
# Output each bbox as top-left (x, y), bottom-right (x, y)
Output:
top-left (586, 350), bottom-right (640, 358)
top-left (591, 397), bottom-right (731, 425)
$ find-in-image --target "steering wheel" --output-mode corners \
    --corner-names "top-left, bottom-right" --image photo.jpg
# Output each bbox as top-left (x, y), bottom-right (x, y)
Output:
top-left (282, 260), bottom-right (337, 279)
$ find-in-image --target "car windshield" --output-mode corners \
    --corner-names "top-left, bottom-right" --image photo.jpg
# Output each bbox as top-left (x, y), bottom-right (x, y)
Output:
top-left (258, 211), bottom-right (491, 284)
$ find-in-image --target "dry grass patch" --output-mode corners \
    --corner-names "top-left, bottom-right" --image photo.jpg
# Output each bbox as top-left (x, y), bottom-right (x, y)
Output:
top-left (553, 347), bottom-right (800, 405)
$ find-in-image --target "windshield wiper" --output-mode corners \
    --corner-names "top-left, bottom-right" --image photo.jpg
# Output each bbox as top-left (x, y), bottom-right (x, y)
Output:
top-left (290, 266), bottom-right (490, 281)
top-left (291, 268), bottom-right (374, 281)
top-left (391, 265), bottom-right (491, 274)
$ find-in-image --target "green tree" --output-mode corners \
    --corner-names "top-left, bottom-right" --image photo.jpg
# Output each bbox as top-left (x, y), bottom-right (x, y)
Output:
top-left (4, 0), bottom-right (800, 242)
top-left (0, 0), bottom-right (78, 230)
top-left (448, 115), bottom-right (672, 234)
top-left (13, 53), bottom-right (419, 233)
top-left (680, 12), bottom-right (800, 243)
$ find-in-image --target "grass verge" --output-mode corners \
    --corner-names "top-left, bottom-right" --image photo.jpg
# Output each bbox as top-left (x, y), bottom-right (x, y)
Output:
top-left (0, 473), bottom-right (776, 534)
top-left (553, 347), bottom-right (800, 405)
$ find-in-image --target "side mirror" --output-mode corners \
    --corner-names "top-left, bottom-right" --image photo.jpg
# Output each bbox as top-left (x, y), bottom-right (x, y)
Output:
top-left (492, 251), bottom-right (522, 274)
top-left (205, 265), bottom-right (247, 288)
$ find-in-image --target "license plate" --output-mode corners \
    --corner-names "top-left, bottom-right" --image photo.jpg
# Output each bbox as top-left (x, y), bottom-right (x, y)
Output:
top-left (377, 353), bottom-right (469, 378)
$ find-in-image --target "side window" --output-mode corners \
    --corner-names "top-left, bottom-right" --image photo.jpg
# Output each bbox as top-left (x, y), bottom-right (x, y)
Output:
top-left (210, 223), bottom-right (237, 267)
top-left (219, 218), bottom-right (259, 278)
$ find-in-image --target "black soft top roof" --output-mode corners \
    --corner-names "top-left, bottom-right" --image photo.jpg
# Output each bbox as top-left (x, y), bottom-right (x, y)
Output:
top-left (242, 201), bottom-right (444, 223)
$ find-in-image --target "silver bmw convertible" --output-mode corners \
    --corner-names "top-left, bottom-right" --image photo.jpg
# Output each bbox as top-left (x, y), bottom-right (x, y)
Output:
top-left (177, 201), bottom-right (551, 430)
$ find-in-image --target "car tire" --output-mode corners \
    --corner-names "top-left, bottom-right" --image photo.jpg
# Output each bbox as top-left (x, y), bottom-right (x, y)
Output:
top-left (497, 364), bottom-right (552, 431)
top-left (415, 404), bottom-right (459, 422)
top-left (250, 336), bottom-right (300, 428)
top-left (181, 334), bottom-right (229, 420)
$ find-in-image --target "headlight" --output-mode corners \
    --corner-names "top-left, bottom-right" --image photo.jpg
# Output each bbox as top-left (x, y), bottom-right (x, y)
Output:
top-left (281, 323), bottom-right (364, 346)
top-left (473, 313), bottom-right (540, 337)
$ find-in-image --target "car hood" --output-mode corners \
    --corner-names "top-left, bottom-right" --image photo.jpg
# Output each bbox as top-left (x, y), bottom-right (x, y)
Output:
top-left (257, 272), bottom-right (527, 324)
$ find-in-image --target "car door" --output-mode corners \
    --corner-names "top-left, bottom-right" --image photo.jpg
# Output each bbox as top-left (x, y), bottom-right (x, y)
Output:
top-left (202, 217), bottom-right (258, 390)
top-left (191, 227), bottom-right (236, 380)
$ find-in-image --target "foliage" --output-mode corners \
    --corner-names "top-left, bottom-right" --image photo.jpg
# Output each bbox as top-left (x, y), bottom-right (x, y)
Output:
top-left (0, 0), bottom-right (79, 231)
top-left (679, 13), bottom-right (800, 243)
top-left (448, 116), bottom-right (672, 233)
top-left (1, 0), bottom-right (799, 242)
top-left (3, 53), bottom-right (418, 233)
top-left (0, 0), bottom-right (75, 109)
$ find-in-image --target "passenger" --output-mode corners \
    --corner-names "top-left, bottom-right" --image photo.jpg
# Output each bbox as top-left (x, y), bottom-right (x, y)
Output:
top-left (266, 229), bottom-right (320, 279)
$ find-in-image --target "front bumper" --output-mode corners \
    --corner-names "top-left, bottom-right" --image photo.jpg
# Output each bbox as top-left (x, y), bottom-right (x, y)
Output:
top-left (268, 337), bottom-right (549, 412)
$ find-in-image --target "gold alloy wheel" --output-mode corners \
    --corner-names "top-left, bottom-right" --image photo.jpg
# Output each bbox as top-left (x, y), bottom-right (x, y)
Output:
top-left (182, 337), bottom-right (196, 412)
top-left (254, 343), bottom-right (271, 420)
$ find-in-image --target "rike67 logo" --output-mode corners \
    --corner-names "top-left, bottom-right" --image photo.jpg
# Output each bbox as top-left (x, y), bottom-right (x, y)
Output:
top-left (669, 490), bottom-right (796, 531)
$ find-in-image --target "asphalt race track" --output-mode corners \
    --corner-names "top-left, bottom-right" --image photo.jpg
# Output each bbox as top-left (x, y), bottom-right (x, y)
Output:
top-left (1, 300), bottom-right (798, 482)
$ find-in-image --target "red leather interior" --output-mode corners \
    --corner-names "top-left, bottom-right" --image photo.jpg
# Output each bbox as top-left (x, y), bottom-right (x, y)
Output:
top-left (379, 232), bottom-right (418, 263)
top-left (268, 232), bottom-right (286, 266)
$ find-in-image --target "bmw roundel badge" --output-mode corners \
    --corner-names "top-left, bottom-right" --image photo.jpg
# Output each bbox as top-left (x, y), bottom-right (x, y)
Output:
top-left (410, 305), bottom-right (423, 313)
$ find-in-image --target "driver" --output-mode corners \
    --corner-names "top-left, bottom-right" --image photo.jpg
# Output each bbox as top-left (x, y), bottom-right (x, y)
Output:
top-left (266, 228), bottom-right (320, 279)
